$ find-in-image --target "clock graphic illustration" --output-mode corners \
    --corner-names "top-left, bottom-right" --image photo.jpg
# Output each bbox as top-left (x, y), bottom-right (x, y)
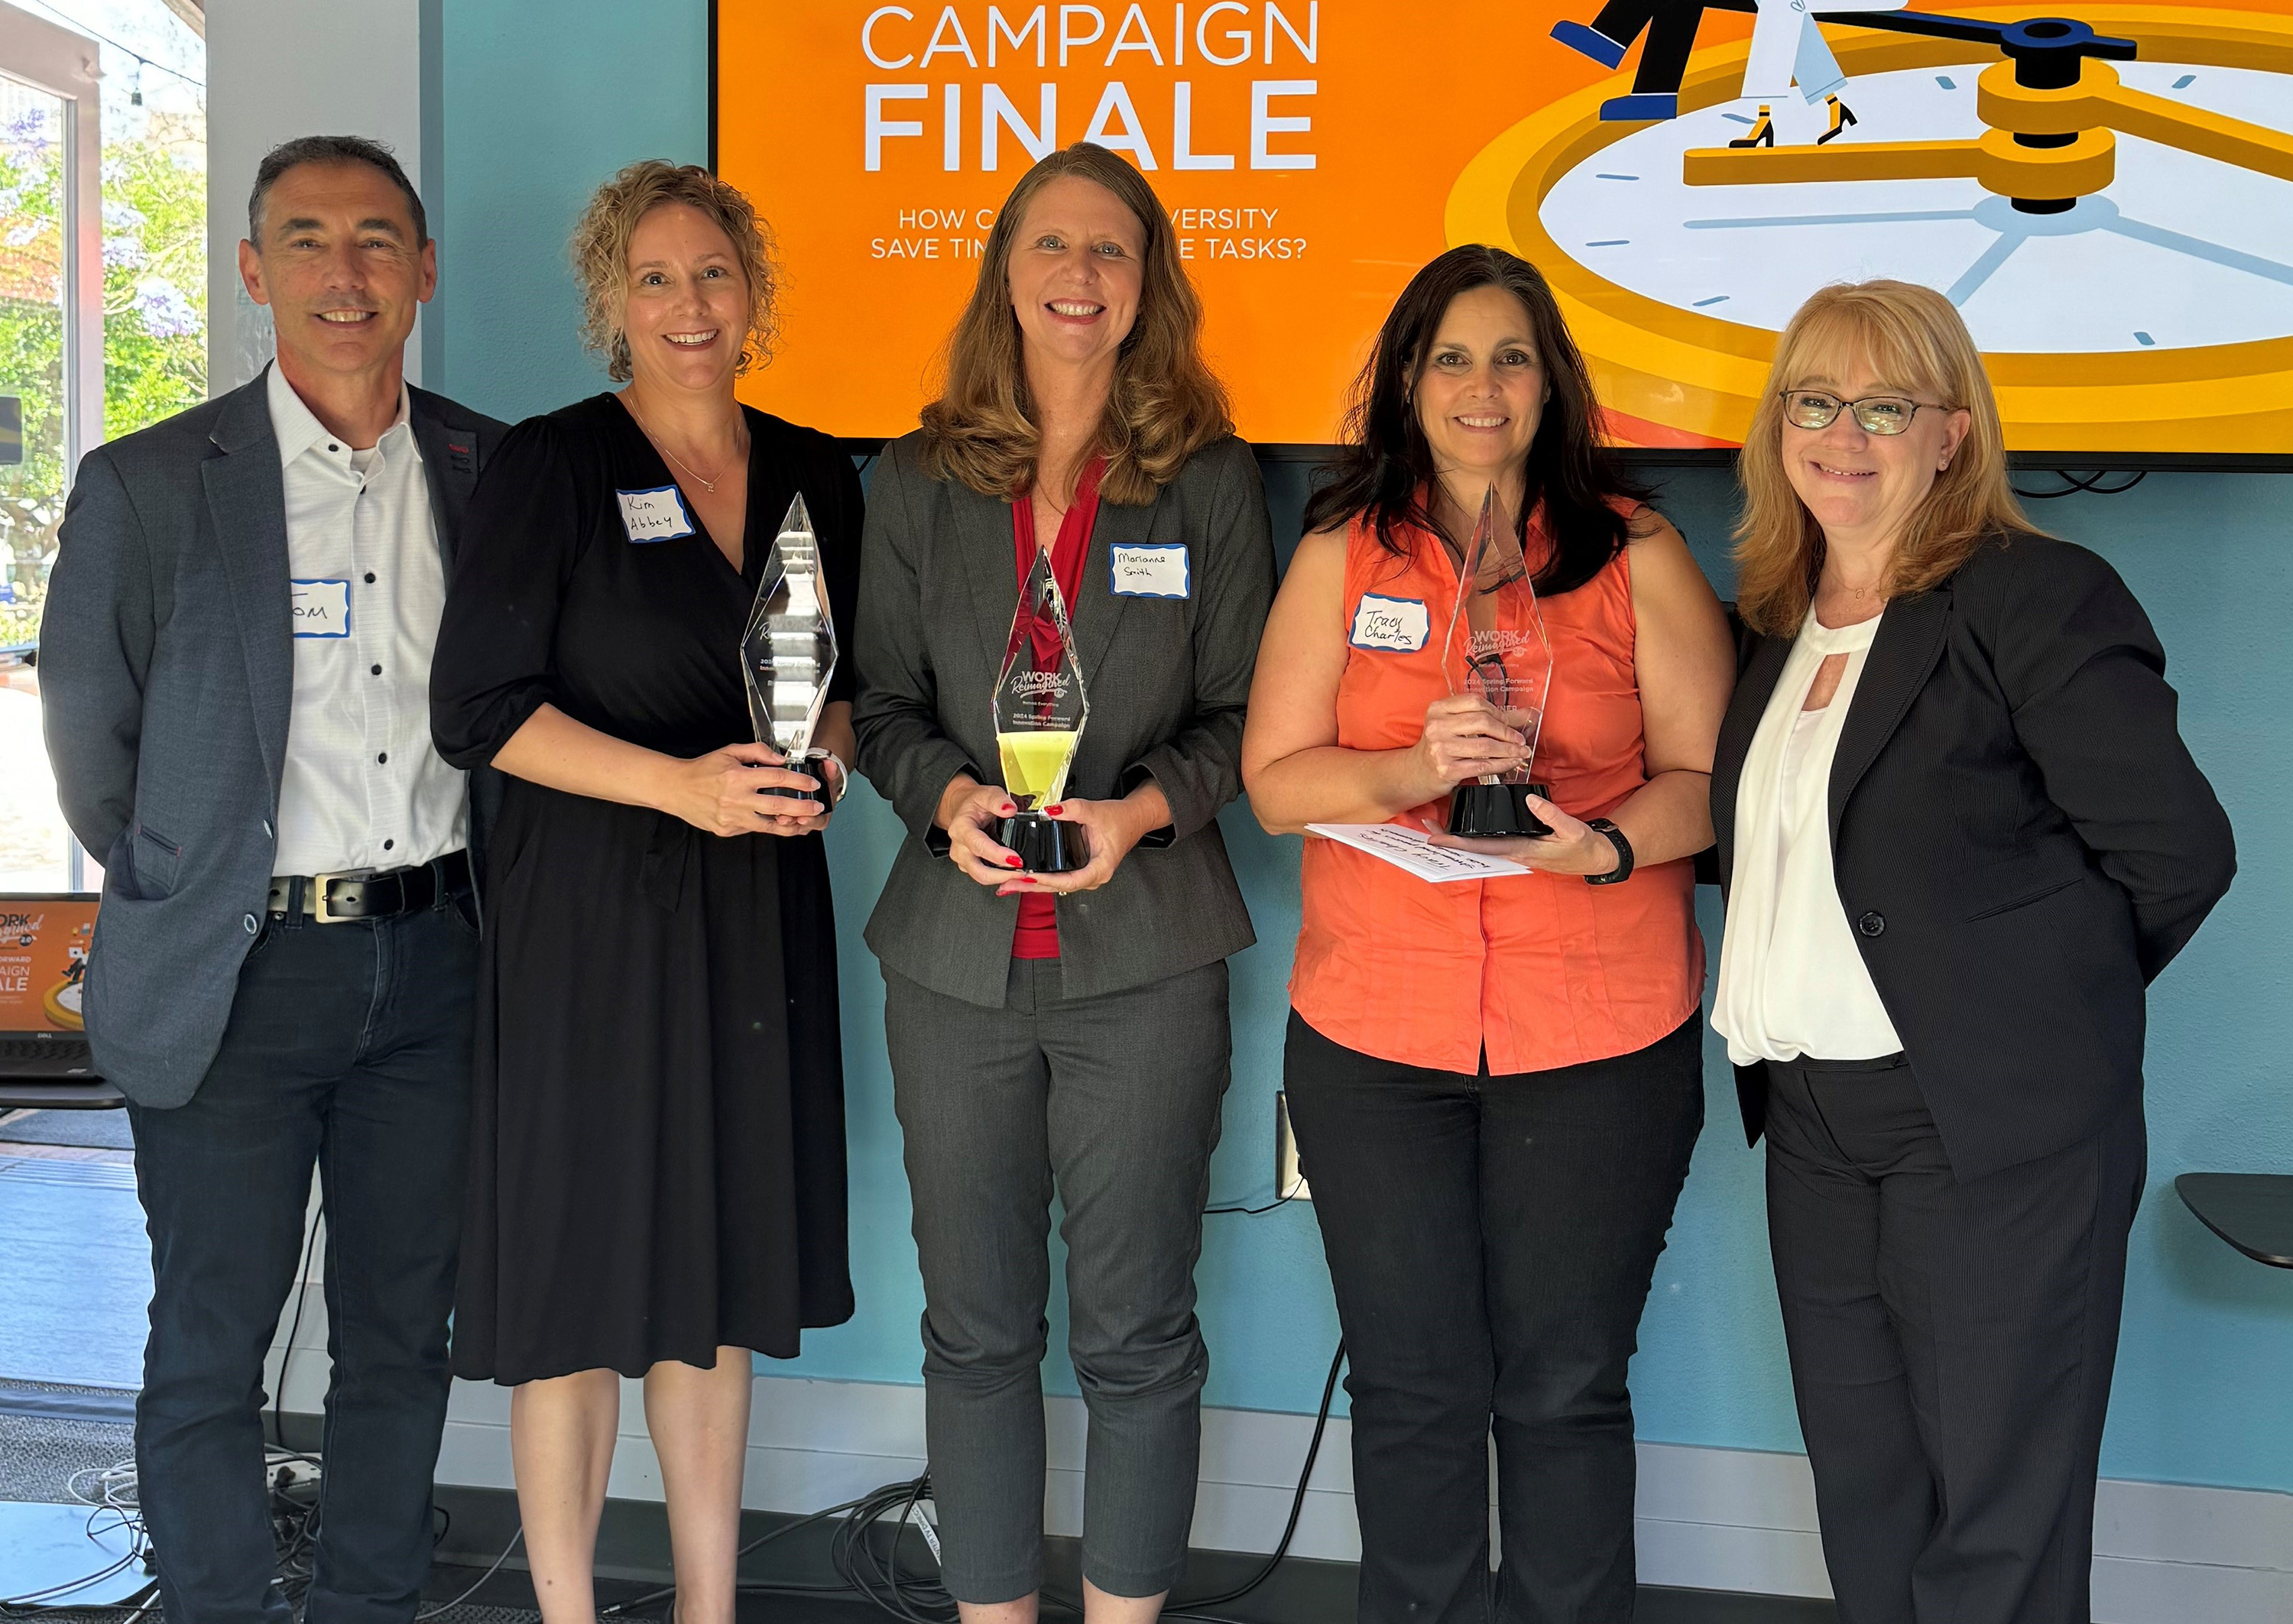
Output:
top-left (1448, 5), bottom-right (2293, 453)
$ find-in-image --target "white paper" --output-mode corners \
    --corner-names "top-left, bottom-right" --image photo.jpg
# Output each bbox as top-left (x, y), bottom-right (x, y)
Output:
top-left (1348, 592), bottom-right (1429, 652)
top-left (1110, 542), bottom-right (1189, 598)
top-left (290, 579), bottom-right (351, 638)
top-left (617, 485), bottom-right (696, 543)
top-left (1306, 822), bottom-right (1534, 883)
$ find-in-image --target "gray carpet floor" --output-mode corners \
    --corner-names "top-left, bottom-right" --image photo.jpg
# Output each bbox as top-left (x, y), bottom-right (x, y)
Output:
top-left (0, 1108), bottom-right (136, 1151)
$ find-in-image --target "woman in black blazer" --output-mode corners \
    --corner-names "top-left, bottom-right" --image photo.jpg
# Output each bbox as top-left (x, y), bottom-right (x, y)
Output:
top-left (851, 143), bottom-right (1274, 1622)
top-left (1708, 280), bottom-right (2233, 1624)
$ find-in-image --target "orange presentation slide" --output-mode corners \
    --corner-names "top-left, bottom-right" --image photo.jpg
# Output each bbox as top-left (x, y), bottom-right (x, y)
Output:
top-left (0, 898), bottom-right (94, 1033)
top-left (716, 2), bottom-right (2293, 454)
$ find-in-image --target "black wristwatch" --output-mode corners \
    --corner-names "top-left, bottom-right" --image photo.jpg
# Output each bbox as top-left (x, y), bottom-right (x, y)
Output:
top-left (1584, 818), bottom-right (1633, 885)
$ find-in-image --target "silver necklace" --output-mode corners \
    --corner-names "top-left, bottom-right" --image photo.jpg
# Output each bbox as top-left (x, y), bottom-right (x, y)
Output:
top-left (628, 402), bottom-right (737, 494)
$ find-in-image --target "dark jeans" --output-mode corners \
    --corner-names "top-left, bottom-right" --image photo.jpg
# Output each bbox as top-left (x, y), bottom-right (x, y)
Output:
top-left (1763, 1054), bottom-right (2144, 1624)
top-left (125, 891), bottom-right (477, 1624)
top-left (884, 958), bottom-right (1231, 1605)
top-left (1283, 1013), bottom-right (1705, 1624)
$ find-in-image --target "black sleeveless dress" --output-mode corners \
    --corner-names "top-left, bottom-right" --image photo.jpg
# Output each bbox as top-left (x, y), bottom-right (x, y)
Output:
top-left (432, 393), bottom-right (858, 1383)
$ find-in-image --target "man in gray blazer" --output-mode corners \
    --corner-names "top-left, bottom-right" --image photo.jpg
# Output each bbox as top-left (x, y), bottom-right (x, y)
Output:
top-left (40, 137), bottom-right (503, 1624)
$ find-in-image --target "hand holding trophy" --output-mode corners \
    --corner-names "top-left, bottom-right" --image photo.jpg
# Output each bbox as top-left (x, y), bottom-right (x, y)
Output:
top-left (992, 547), bottom-right (1091, 874)
top-left (1443, 487), bottom-right (1555, 839)
top-left (742, 493), bottom-right (839, 808)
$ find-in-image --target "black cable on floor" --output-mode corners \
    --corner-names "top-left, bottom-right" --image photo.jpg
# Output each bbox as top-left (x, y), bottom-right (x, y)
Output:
top-left (1158, 1340), bottom-right (1346, 1621)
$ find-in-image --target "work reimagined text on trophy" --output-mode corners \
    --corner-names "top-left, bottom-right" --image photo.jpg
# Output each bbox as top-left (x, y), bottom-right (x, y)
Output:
top-left (992, 546), bottom-right (1091, 874)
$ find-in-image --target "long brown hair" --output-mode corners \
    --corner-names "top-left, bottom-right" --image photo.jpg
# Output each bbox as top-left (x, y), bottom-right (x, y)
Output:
top-left (918, 144), bottom-right (1231, 506)
top-left (1734, 280), bottom-right (2042, 636)
top-left (1302, 245), bottom-right (1646, 596)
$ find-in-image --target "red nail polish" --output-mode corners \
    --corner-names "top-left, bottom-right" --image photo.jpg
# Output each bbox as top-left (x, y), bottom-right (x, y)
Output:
top-left (1046, 804), bottom-right (1064, 816)
top-left (1017, 876), bottom-right (1036, 884)
top-left (1006, 855), bottom-right (1023, 867)
top-left (1001, 804), bottom-right (1016, 815)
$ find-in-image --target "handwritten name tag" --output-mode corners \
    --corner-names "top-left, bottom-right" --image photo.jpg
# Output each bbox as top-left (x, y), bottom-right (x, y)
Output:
top-left (1349, 593), bottom-right (1429, 652)
top-left (617, 485), bottom-right (696, 543)
top-left (1110, 543), bottom-right (1189, 599)
top-left (290, 579), bottom-right (352, 638)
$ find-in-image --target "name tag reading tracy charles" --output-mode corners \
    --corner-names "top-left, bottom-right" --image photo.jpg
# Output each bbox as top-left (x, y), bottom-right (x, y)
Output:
top-left (290, 579), bottom-right (352, 638)
top-left (1349, 593), bottom-right (1429, 652)
top-left (1109, 542), bottom-right (1189, 599)
top-left (617, 485), bottom-right (697, 543)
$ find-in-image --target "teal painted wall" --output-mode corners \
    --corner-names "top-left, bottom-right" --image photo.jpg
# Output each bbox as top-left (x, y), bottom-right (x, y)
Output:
top-left (432, 2), bottom-right (2292, 1495)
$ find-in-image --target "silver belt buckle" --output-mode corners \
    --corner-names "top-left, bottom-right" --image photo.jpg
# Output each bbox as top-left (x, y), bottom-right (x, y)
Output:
top-left (309, 872), bottom-right (352, 923)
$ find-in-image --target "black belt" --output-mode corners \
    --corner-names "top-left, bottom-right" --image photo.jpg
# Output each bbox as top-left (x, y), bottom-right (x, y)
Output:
top-left (267, 850), bottom-right (472, 923)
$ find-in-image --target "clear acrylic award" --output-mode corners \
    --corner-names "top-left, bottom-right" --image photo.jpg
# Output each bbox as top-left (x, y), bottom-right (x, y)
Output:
top-left (991, 548), bottom-right (1090, 873)
top-left (741, 493), bottom-right (838, 802)
top-left (1443, 487), bottom-right (1555, 838)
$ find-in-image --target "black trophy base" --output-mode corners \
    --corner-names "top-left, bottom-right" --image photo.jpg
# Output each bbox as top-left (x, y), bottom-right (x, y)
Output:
top-left (761, 747), bottom-right (831, 802)
top-left (999, 811), bottom-right (1088, 874)
top-left (1447, 781), bottom-right (1553, 840)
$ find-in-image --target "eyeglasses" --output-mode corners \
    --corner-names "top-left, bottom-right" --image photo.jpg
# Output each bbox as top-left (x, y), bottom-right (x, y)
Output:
top-left (1778, 391), bottom-right (1946, 436)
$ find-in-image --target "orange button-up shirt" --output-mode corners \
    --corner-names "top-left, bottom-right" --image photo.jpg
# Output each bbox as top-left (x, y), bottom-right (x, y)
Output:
top-left (1289, 512), bottom-right (1704, 1075)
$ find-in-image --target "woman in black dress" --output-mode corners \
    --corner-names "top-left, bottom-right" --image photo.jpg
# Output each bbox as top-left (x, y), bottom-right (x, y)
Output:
top-left (430, 160), bottom-right (856, 1624)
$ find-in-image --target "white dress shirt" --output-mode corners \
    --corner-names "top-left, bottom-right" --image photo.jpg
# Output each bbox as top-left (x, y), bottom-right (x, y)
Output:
top-left (1712, 608), bottom-right (1904, 1065)
top-left (268, 364), bottom-right (466, 877)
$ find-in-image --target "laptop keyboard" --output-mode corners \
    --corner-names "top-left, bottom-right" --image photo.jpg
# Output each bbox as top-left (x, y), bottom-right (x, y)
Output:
top-left (0, 1039), bottom-right (93, 1063)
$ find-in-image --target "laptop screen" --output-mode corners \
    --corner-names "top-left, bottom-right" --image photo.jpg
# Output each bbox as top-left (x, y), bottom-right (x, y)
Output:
top-left (0, 895), bottom-right (98, 1036)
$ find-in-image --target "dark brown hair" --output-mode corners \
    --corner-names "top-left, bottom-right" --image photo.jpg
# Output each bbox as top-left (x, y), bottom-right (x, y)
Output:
top-left (1302, 245), bottom-right (1646, 596)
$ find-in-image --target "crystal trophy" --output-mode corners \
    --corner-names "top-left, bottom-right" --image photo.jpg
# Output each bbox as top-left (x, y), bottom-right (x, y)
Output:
top-left (741, 493), bottom-right (838, 802)
top-left (1443, 487), bottom-right (1555, 839)
top-left (991, 548), bottom-right (1090, 873)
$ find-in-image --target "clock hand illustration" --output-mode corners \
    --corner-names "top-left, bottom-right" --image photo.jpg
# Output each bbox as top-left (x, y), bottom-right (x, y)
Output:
top-left (1465, 5), bottom-right (2293, 455)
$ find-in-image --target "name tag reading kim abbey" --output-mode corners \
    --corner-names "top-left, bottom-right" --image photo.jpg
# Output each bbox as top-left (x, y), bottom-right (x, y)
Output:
top-left (617, 485), bottom-right (697, 543)
top-left (1109, 542), bottom-right (1189, 599)
top-left (1349, 593), bottom-right (1429, 653)
top-left (290, 579), bottom-right (352, 638)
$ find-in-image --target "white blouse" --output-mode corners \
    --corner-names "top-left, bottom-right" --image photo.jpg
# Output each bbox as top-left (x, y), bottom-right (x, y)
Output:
top-left (1712, 609), bottom-right (1905, 1066)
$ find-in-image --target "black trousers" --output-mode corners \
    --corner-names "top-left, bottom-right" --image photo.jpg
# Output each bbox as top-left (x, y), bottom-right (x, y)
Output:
top-left (1283, 1013), bottom-right (1704, 1624)
top-left (125, 893), bottom-right (477, 1624)
top-left (1763, 1054), bottom-right (2145, 1624)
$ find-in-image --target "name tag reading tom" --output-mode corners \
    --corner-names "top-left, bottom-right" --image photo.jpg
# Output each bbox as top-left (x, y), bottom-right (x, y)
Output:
top-left (290, 579), bottom-right (352, 638)
top-left (1349, 593), bottom-right (1429, 653)
top-left (1109, 543), bottom-right (1189, 599)
top-left (617, 485), bottom-right (697, 543)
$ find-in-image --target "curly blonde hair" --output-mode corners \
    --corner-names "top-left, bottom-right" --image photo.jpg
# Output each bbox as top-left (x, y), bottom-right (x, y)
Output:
top-left (1734, 280), bottom-right (2042, 636)
top-left (569, 160), bottom-right (780, 382)
top-left (919, 144), bottom-right (1231, 507)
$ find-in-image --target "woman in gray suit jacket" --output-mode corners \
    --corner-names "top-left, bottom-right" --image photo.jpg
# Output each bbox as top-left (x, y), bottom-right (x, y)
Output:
top-left (852, 142), bottom-right (1274, 1624)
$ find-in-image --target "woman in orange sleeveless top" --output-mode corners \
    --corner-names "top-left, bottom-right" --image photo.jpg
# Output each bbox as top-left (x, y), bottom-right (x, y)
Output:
top-left (1242, 246), bottom-right (1734, 1623)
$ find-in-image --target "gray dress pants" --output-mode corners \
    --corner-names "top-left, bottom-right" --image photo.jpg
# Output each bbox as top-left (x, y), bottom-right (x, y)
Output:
top-left (884, 956), bottom-right (1231, 1604)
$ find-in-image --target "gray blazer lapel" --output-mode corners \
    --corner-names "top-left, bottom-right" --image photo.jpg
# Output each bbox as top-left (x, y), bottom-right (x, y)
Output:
top-left (1828, 588), bottom-right (1951, 848)
top-left (410, 391), bottom-right (481, 569)
top-left (1072, 494), bottom-right (1152, 689)
top-left (952, 481), bottom-right (1022, 678)
top-left (202, 377), bottom-right (293, 793)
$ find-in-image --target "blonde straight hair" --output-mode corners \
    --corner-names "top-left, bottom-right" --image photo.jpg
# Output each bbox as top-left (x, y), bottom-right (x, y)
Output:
top-left (1733, 280), bottom-right (2043, 636)
top-left (918, 144), bottom-right (1232, 507)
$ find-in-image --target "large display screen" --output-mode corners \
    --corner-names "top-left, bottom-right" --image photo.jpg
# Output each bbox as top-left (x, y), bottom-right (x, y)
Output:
top-left (715, 2), bottom-right (2293, 457)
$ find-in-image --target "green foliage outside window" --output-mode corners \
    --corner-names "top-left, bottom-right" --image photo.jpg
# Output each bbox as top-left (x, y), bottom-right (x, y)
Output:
top-left (0, 106), bottom-right (206, 650)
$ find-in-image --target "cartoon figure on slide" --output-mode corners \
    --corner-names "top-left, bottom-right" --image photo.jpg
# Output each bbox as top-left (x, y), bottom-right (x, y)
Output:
top-left (1552, 0), bottom-right (1906, 140)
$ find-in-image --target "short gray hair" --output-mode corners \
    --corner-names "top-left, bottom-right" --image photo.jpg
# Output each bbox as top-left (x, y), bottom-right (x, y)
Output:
top-left (248, 135), bottom-right (427, 246)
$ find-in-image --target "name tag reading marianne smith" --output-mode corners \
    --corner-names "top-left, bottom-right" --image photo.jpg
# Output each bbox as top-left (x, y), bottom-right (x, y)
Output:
top-left (1110, 543), bottom-right (1189, 599)
top-left (290, 579), bottom-right (351, 638)
top-left (1349, 594), bottom-right (1429, 652)
top-left (616, 485), bottom-right (696, 543)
